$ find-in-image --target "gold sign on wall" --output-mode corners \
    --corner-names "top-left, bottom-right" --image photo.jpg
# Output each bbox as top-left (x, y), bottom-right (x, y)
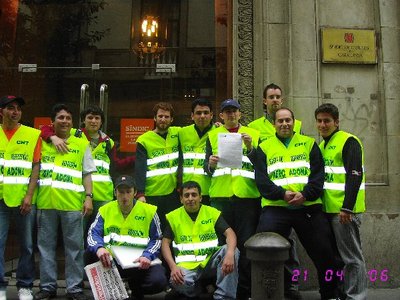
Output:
top-left (321, 28), bottom-right (377, 64)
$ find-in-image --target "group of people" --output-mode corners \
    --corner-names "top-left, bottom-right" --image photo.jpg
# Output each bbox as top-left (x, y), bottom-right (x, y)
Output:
top-left (0, 82), bottom-right (367, 300)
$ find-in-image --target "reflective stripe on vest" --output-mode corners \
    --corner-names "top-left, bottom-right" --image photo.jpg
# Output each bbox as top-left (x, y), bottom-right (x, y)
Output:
top-left (182, 153), bottom-right (206, 160)
top-left (147, 166), bottom-right (178, 177)
top-left (324, 182), bottom-right (366, 191)
top-left (104, 232), bottom-right (149, 247)
top-left (147, 152), bottom-right (179, 165)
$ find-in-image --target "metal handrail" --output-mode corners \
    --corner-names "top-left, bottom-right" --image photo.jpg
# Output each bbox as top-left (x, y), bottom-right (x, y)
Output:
top-left (99, 84), bottom-right (109, 131)
top-left (80, 84), bottom-right (90, 114)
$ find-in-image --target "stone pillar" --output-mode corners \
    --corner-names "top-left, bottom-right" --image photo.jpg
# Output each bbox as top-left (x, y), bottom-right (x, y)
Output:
top-left (245, 232), bottom-right (290, 300)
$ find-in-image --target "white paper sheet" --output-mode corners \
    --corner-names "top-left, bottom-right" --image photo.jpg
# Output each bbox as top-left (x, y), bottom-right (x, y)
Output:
top-left (217, 132), bottom-right (243, 169)
top-left (111, 245), bottom-right (162, 269)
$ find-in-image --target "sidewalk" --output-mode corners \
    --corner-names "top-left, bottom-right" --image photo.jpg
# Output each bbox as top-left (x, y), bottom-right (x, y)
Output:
top-left (3, 279), bottom-right (400, 300)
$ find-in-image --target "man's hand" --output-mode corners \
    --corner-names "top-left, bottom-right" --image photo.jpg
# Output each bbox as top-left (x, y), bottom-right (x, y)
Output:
top-left (97, 247), bottom-right (112, 268)
top-left (135, 256), bottom-right (151, 269)
top-left (283, 191), bottom-right (296, 202)
top-left (241, 133), bottom-right (253, 152)
top-left (137, 196), bottom-right (146, 203)
top-left (221, 252), bottom-right (235, 276)
top-left (50, 135), bottom-right (69, 153)
top-left (83, 198), bottom-right (93, 216)
top-left (287, 192), bottom-right (306, 206)
top-left (20, 195), bottom-right (32, 215)
top-left (208, 155), bottom-right (219, 169)
top-left (170, 265), bottom-right (185, 285)
top-left (339, 211), bottom-right (353, 224)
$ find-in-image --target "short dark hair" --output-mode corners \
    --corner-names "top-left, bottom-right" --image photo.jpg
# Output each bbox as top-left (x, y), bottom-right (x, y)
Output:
top-left (153, 102), bottom-right (174, 118)
top-left (263, 83), bottom-right (282, 98)
top-left (80, 105), bottom-right (104, 124)
top-left (273, 107), bottom-right (294, 122)
top-left (180, 181), bottom-right (201, 195)
top-left (51, 103), bottom-right (72, 122)
top-left (191, 98), bottom-right (213, 113)
top-left (314, 103), bottom-right (339, 120)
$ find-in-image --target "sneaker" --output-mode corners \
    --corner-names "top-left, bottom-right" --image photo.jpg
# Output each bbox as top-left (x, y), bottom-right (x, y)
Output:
top-left (284, 289), bottom-right (303, 300)
top-left (66, 292), bottom-right (88, 300)
top-left (34, 290), bottom-right (57, 300)
top-left (18, 288), bottom-right (33, 300)
top-left (0, 289), bottom-right (6, 300)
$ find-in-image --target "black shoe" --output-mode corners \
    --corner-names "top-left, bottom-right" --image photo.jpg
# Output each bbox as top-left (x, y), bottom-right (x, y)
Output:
top-left (66, 292), bottom-right (88, 300)
top-left (284, 289), bottom-right (303, 300)
top-left (34, 290), bottom-right (57, 300)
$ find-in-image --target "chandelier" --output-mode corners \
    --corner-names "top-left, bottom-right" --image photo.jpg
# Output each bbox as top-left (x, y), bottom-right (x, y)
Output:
top-left (134, 15), bottom-right (165, 59)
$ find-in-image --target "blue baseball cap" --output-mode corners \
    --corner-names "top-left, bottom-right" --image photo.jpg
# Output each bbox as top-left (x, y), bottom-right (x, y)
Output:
top-left (220, 99), bottom-right (240, 111)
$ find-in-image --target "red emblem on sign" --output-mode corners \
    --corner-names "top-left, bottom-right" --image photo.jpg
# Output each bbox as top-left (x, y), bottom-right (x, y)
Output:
top-left (344, 33), bottom-right (354, 43)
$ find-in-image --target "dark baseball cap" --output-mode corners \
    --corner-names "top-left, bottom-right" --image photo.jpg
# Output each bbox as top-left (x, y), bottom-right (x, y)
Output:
top-left (0, 95), bottom-right (25, 108)
top-left (220, 99), bottom-right (240, 111)
top-left (114, 175), bottom-right (136, 189)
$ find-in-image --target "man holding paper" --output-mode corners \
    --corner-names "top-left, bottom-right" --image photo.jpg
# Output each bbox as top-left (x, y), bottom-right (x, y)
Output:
top-left (87, 175), bottom-right (167, 300)
top-left (204, 99), bottom-right (260, 300)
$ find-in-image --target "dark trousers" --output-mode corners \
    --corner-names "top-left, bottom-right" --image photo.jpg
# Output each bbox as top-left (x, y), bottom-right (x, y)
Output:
top-left (119, 264), bottom-right (167, 298)
top-left (211, 196), bottom-right (261, 299)
top-left (146, 190), bottom-right (181, 231)
top-left (257, 205), bottom-right (340, 300)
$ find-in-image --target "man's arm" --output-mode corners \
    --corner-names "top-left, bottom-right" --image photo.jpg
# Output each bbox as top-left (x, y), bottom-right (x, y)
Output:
top-left (20, 162), bottom-right (39, 215)
top-left (221, 227), bottom-right (237, 276)
top-left (141, 213), bottom-right (162, 262)
top-left (204, 138), bottom-right (217, 175)
top-left (40, 125), bottom-right (69, 153)
top-left (254, 147), bottom-right (286, 200)
top-left (111, 145), bottom-right (135, 171)
top-left (82, 173), bottom-right (93, 216)
top-left (82, 146), bottom-right (96, 216)
top-left (87, 213), bottom-right (112, 268)
top-left (161, 236), bottom-right (185, 285)
top-left (134, 143), bottom-right (148, 201)
top-left (340, 137), bottom-right (363, 223)
top-left (301, 142), bottom-right (324, 201)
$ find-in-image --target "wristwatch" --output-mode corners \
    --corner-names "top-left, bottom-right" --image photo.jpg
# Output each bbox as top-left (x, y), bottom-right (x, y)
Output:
top-left (85, 193), bottom-right (94, 199)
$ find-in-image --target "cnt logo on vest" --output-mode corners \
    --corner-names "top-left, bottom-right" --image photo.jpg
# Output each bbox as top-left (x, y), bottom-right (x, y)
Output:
top-left (16, 140), bottom-right (29, 145)
top-left (201, 218), bottom-right (212, 225)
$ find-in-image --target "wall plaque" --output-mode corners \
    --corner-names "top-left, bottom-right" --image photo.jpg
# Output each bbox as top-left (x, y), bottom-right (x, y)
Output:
top-left (321, 28), bottom-right (377, 64)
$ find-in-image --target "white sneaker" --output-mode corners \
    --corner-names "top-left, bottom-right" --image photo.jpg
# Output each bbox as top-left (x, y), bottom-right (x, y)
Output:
top-left (18, 288), bottom-right (33, 300)
top-left (0, 289), bottom-right (6, 300)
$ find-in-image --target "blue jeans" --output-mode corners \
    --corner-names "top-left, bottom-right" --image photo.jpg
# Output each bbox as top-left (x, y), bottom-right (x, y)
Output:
top-left (171, 245), bottom-right (239, 300)
top-left (37, 209), bottom-right (84, 293)
top-left (329, 214), bottom-right (368, 300)
top-left (0, 199), bottom-right (35, 289)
